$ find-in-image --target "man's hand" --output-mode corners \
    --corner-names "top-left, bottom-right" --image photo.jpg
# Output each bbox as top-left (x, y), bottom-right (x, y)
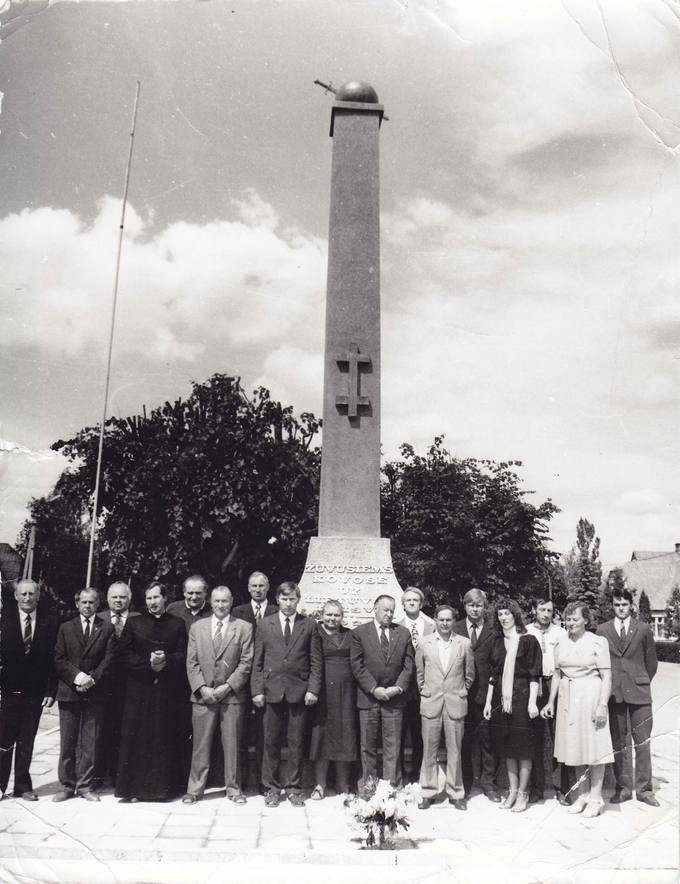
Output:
top-left (252, 694), bottom-right (265, 708)
top-left (212, 684), bottom-right (231, 703)
top-left (42, 697), bottom-right (55, 708)
top-left (304, 692), bottom-right (318, 706)
top-left (540, 702), bottom-right (554, 720)
top-left (73, 671), bottom-right (92, 688)
top-left (482, 702), bottom-right (492, 721)
top-left (200, 686), bottom-right (217, 704)
top-left (384, 686), bottom-right (401, 700)
top-left (373, 687), bottom-right (389, 702)
top-left (150, 659), bottom-right (167, 672)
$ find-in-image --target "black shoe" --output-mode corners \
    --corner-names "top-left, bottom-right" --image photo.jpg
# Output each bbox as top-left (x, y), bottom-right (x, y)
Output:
top-left (637, 793), bottom-right (660, 807)
top-left (556, 792), bottom-right (572, 806)
top-left (80, 791), bottom-right (100, 802)
top-left (482, 787), bottom-right (501, 803)
top-left (52, 791), bottom-right (75, 803)
top-left (610, 791), bottom-right (633, 804)
top-left (19, 791), bottom-right (39, 802)
top-left (529, 791), bottom-right (543, 804)
top-left (449, 798), bottom-right (467, 811)
top-left (182, 794), bottom-right (198, 804)
top-left (418, 798), bottom-right (432, 809)
top-left (288, 792), bottom-right (305, 807)
top-left (264, 790), bottom-right (280, 808)
top-left (228, 792), bottom-right (247, 805)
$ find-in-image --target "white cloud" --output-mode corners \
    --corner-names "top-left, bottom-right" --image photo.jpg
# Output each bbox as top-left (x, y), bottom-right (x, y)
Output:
top-left (0, 437), bottom-right (67, 543)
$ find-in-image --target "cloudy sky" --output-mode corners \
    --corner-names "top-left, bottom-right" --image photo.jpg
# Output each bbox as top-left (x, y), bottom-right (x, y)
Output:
top-left (0, 0), bottom-right (678, 566)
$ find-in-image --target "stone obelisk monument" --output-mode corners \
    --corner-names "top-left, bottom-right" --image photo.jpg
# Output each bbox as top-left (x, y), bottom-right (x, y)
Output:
top-left (298, 81), bottom-right (402, 626)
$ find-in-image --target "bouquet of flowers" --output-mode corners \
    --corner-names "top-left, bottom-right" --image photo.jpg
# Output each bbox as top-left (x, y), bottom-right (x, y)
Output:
top-left (347, 778), bottom-right (420, 848)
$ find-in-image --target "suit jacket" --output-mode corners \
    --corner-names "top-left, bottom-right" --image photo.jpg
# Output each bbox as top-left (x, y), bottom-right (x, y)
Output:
top-left (166, 600), bottom-right (211, 635)
top-left (0, 604), bottom-right (59, 701)
top-left (54, 616), bottom-right (115, 704)
top-left (232, 602), bottom-right (278, 628)
top-left (597, 619), bottom-right (658, 706)
top-left (350, 621), bottom-right (415, 709)
top-left (187, 615), bottom-right (253, 705)
top-left (97, 610), bottom-right (141, 629)
top-left (416, 632), bottom-right (475, 720)
top-left (251, 612), bottom-right (322, 703)
top-left (452, 618), bottom-right (495, 706)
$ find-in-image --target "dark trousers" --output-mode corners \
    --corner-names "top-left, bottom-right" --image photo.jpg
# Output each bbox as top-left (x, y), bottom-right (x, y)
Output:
top-left (262, 700), bottom-right (307, 795)
top-left (609, 700), bottom-right (654, 796)
top-left (530, 676), bottom-right (572, 798)
top-left (241, 704), bottom-right (265, 789)
top-left (97, 688), bottom-right (124, 785)
top-left (359, 705), bottom-right (403, 789)
top-left (461, 701), bottom-right (497, 794)
top-left (401, 695), bottom-right (423, 783)
top-left (58, 701), bottom-right (105, 794)
top-left (0, 696), bottom-right (43, 795)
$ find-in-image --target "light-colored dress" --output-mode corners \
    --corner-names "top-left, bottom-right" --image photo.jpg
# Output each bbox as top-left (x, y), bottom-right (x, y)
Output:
top-left (553, 631), bottom-right (614, 766)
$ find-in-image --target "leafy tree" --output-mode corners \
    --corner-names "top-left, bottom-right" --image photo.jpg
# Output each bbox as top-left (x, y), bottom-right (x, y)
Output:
top-left (19, 375), bottom-right (321, 608)
top-left (381, 436), bottom-right (559, 613)
top-left (638, 589), bottom-right (652, 623)
top-left (564, 518), bottom-right (602, 609)
top-left (594, 567), bottom-right (624, 625)
top-left (664, 585), bottom-right (680, 641)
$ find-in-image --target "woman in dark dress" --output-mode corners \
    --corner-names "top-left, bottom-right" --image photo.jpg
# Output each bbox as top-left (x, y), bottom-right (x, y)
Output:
top-left (309, 600), bottom-right (357, 799)
top-left (115, 583), bottom-right (187, 802)
top-left (483, 597), bottom-right (541, 813)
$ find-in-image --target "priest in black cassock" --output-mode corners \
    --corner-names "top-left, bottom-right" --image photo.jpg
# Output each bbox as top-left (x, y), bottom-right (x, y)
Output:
top-left (115, 583), bottom-right (187, 802)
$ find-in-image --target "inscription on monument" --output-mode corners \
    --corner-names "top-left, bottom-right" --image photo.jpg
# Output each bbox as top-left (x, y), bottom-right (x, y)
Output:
top-left (335, 343), bottom-right (371, 418)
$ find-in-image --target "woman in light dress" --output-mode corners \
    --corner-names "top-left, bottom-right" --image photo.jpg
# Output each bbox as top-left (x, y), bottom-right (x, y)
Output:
top-left (541, 601), bottom-right (613, 818)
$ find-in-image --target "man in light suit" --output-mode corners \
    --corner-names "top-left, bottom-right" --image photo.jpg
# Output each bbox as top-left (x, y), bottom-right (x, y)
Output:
top-left (0, 579), bottom-right (58, 801)
top-left (453, 587), bottom-right (501, 802)
top-left (183, 585), bottom-right (253, 804)
top-left (597, 589), bottom-right (659, 807)
top-left (350, 594), bottom-right (415, 793)
top-left (251, 581), bottom-right (322, 807)
top-left (398, 586), bottom-right (435, 783)
top-left (53, 588), bottom-right (115, 802)
top-left (95, 581), bottom-right (140, 787)
top-left (416, 605), bottom-right (475, 810)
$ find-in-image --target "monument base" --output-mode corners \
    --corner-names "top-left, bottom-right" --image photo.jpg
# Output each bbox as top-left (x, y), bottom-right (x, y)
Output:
top-left (297, 536), bottom-right (403, 627)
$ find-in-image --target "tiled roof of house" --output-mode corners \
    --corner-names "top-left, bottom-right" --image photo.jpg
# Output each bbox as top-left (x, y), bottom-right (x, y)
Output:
top-left (622, 550), bottom-right (680, 611)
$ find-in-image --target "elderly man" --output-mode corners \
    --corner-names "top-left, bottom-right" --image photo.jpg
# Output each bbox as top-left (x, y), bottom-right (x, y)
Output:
top-left (453, 588), bottom-right (500, 802)
top-left (95, 581), bottom-right (140, 787)
top-left (251, 581), bottom-right (322, 807)
top-left (351, 594), bottom-right (415, 793)
top-left (232, 571), bottom-right (278, 626)
top-left (183, 586), bottom-right (253, 804)
top-left (0, 579), bottom-right (58, 801)
top-left (167, 575), bottom-right (211, 633)
top-left (398, 586), bottom-right (435, 783)
top-left (416, 605), bottom-right (475, 810)
top-left (53, 588), bottom-right (115, 802)
top-left (598, 589), bottom-right (659, 807)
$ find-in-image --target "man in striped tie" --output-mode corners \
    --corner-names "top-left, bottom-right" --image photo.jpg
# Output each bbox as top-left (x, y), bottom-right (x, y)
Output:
top-left (0, 579), bottom-right (58, 801)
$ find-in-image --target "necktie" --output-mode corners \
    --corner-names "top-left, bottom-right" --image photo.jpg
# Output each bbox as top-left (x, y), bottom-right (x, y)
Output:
top-left (284, 617), bottom-right (291, 646)
top-left (411, 623), bottom-right (419, 649)
top-left (470, 624), bottom-right (478, 649)
top-left (620, 623), bottom-right (627, 645)
top-left (380, 626), bottom-right (389, 659)
top-left (23, 615), bottom-right (32, 655)
top-left (83, 618), bottom-right (91, 642)
top-left (213, 619), bottom-right (223, 652)
top-left (255, 603), bottom-right (262, 621)
top-left (113, 612), bottom-right (123, 637)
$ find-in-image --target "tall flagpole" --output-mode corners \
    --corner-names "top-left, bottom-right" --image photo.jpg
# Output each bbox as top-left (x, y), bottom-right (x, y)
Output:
top-left (85, 81), bottom-right (141, 587)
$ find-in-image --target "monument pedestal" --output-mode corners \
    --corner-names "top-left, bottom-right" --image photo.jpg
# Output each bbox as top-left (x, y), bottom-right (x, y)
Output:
top-left (298, 536), bottom-right (402, 627)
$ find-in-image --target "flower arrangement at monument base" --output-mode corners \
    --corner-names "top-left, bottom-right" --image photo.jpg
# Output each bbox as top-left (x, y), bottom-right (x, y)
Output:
top-left (347, 778), bottom-right (420, 848)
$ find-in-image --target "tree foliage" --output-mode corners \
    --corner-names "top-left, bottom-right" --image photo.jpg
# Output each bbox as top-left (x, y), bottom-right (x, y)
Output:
top-left (563, 518), bottom-right (602, 609)
top-left (664, 585), bottom-right (680, 641)
top-left (20, 375), bottom-right (321, 607)
top-left (380, 437), bottom-right (559, 612)
top-left (638, 589), bottom-right (651, 623)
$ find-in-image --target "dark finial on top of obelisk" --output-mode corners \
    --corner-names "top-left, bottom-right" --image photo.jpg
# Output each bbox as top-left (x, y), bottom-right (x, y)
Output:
top-left (335, 81), bottom-right (380, 103)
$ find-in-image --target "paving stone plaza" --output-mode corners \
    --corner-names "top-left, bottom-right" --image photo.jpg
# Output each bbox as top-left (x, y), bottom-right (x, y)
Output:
top-left (0, 662), bottom-right (676, 884)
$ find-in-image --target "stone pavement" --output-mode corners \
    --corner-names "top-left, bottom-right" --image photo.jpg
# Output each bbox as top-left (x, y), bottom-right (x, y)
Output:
top-left (0, 663), bottom-right (677, 884)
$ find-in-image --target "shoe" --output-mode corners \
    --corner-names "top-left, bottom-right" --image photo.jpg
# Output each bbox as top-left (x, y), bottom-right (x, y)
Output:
top-left (499, 790), bottom-right (518, 810)
top-left (264, 790), bottom-right (280, 808)
top-left (529, 791), bottom-right (543, 804)
top-left (80, 791), bottom-right (100, 802)
top-left (20, 791), bottom-right (39, 802)
top-left (310, 785), bottom-right (324, 801)
top-left (511, 792), bottom-right (529, 813)
top-left (287, 792), bottom-right (305, 807)
top-left (449, 798), bottom-right (467, 811)
top-left (52, 791), bottom-right (75, 803)
top-left (609, 791), bottom-right (633, 804)
top-left (418, 798), bottom-right (432, 810)
top-left (568, 795), bottom-right (589, 814)
top-left (464, 791), bottom-right (471, 800)
top-left (182, 794), bottom-right (198, 804)
top-left (637, 793), bottom-right (660, 807)
top-left (483, 787), bottom-right (502, 803)
top-left (557, 792), bottom-right (572, 806)
top-left (582, 798), bottom-right (604, 818)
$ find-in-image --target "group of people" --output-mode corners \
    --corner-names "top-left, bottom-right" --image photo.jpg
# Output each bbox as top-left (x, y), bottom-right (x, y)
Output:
top-left (0, 573), bottom-right (659, 820)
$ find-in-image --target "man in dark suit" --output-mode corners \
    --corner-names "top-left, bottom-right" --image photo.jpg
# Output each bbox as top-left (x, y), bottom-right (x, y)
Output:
top-left (251, 580), bottom-right (322, 807)
top-left (183, 586), bottom-right (253, 804)
top-left (453, 587), bottom-right (501, 802)
top-left (167, 574), bottom-right (211, 634)
top-left (0, 579), bottom-right (58, 801)
top-left (95, 581), bottom-right (140, 787)
top-left (597, 589), bottom-right (659, 807)
top-left (53, 588), bottom-right (115, 802)
top-left (232, 571), bottom-right (278, 791)
top-left (350, 594), bottom-right (414, 793)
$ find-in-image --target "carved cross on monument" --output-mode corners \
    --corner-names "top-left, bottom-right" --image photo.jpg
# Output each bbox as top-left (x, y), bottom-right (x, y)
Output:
top-left (335, 343), bottom-right (371, 417)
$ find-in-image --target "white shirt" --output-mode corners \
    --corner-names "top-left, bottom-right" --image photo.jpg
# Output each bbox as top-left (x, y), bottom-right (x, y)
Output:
top-left (435, 632), bottom-right (453, 669)
top-left (466, 619), bottom-right (483, 640)
top-left (110, 610), bottom-right (129, 625)
top-left (80, 614), bottom-right (94, 634)
top-left (374, 620), bottom-right (390, 644)
top-left (251, 599), bottom-right (267, 618)
top-left (279, 611), bottom-right (296, 634)
top-left (615, 616), bottom-right (632, 637)
top-left (211, 614), bottom-right (227, 641)
top-left (527, 622), bottom-right (566, 677)
top-left (20, 609), bottom-right (36, 640)
top-left (404, 613), bottom-right (428, 642)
